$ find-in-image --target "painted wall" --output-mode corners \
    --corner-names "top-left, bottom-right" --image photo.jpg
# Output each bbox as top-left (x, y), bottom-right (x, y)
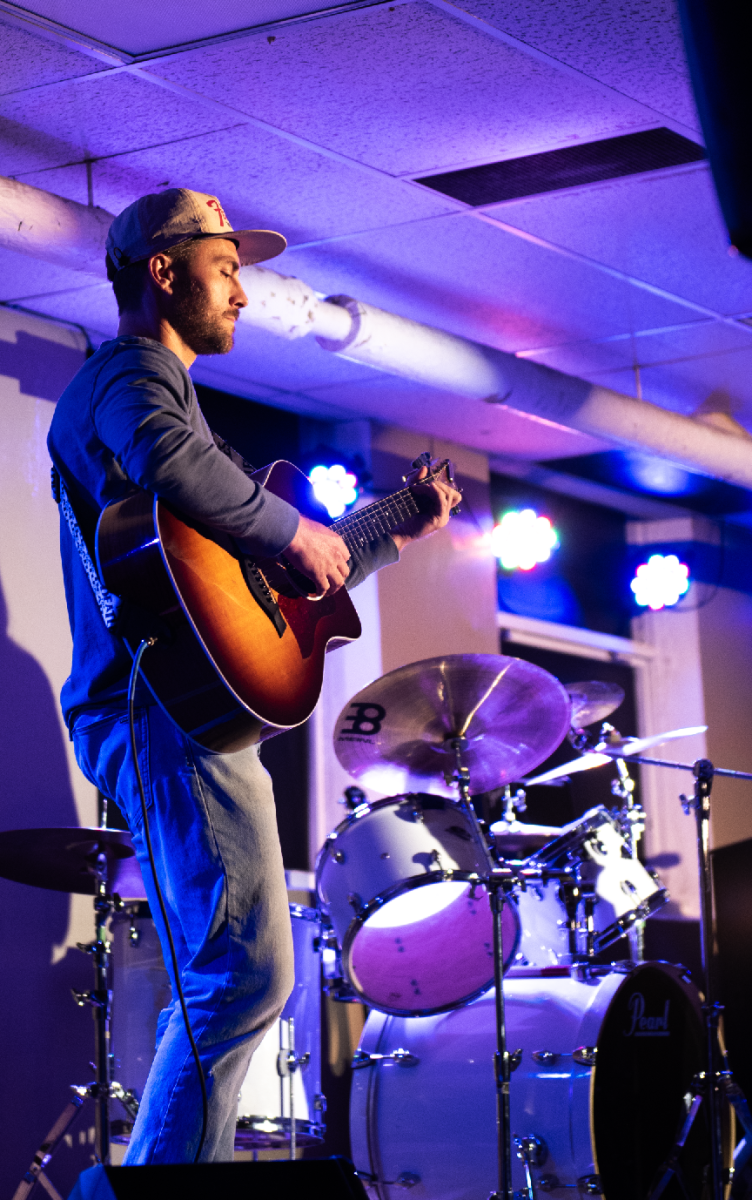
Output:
top-left (0, 306), bottom-right (99, 1193)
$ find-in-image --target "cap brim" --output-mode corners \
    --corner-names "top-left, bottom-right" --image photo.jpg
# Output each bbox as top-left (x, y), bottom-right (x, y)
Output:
top-left (230, 229), bottom-right (287, 266)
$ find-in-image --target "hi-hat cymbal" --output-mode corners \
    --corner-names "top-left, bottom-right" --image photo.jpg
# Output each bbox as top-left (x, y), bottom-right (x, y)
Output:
top-left (0, 827), bottom-right (136, 895)
top-left (567, 680), bottom-right (625, 728)
top-left (524, 725), bottom-right (708, 787)
top-left (333, 654), bottom-right (572, 796)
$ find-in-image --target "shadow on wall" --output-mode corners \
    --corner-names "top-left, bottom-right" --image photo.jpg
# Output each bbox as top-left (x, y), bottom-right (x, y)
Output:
top-left (0, 331), bottom-right (88, 403)
top-left (0, 575), bottom-right (95, 1195)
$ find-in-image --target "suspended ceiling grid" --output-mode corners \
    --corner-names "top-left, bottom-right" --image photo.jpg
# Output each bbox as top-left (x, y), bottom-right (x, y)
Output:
top-left (2, 0), bottom-right (752, 461)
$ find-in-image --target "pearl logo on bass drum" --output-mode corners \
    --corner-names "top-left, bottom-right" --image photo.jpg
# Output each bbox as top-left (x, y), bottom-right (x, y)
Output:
top-left (624, 992), bottom-right (670, 1037)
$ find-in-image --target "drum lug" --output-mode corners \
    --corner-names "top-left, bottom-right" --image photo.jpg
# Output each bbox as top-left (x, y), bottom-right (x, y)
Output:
top-left (577, 1176), bottom-right (603, 1195)
top-left (532, 1050), bottom-right (559, 1065)
top-left (572, 1046), bottom-right (597, 1067)
top-left (348, 892), bottom-right (364, 915)
top-left (514, 1134), bottom-right (547, 1167)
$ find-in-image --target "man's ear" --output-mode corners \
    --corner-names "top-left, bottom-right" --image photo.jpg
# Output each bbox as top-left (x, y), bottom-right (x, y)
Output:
top-left (147, 253), bottom-right (176, 296)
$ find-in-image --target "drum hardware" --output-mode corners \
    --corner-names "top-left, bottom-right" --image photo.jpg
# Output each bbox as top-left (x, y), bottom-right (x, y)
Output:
top-left (352, 1049), bottom-right (420, 1069)
top-left (1, 827), bottom-right (142, 1196)
top-left (514, 1135), bottom-right (547, 1200)
top-left (276, 1017), bottom-right (310, 1161)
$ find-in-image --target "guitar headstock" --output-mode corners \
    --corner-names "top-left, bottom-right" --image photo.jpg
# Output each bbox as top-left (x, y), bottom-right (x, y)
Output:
top-left (404, 451), bottom-right (462, 516)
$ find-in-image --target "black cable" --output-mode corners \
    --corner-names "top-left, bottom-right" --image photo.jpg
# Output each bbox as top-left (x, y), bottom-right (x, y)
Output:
top-left (128, 639), bottom-right (208, 1163)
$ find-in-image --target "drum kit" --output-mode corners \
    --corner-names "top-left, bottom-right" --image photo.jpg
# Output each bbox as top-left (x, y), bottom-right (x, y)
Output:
top-left (5, 652), bottom-right (752, 1200)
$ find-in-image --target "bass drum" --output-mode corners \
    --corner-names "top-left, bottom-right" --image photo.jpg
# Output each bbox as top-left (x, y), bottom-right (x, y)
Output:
top-left (351, 963), bottom-right (729, 1199)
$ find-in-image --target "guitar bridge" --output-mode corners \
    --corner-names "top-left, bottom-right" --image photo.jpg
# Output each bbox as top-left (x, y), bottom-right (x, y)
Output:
top-left (240, 558), bottom-right (287, 639)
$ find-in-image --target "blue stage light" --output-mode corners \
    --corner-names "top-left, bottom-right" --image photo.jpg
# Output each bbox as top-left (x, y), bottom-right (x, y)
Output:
top-left (309, 463), bottom-right (358, 518)
top-left (491, 508), bottom-right (559, 570)
top-left (631, 554), bottom-right (690, 610)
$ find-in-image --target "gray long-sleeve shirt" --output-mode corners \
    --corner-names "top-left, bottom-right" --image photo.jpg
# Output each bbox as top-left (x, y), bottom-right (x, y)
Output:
top-left (48, 335), bottom-right (397, 728)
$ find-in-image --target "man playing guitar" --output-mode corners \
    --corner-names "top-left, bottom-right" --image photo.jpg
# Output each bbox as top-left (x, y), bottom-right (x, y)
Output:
top-left (47, 189), bottom-right (460, 1164)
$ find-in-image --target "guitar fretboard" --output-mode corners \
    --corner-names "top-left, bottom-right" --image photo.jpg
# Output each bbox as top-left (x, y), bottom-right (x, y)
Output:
top-left (332, 485), bottom-right (420, 552)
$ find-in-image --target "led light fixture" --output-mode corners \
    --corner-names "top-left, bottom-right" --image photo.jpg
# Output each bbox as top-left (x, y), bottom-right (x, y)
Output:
top-left (309, 463), bottom-right (358, 519)
top-left (491, 508), bottom-right (559, 571)
top-left (630, 553), bottom-right (690, 610)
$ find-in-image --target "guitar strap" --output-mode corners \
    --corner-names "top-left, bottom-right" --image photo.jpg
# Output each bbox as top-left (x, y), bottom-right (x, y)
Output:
top-left (50, 465), bottom-right (122, 631)
top-left (50, 432), bottom-right (252, 634)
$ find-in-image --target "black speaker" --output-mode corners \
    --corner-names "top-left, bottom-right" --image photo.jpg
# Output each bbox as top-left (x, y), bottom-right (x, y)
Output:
top-left (71, 1157), bottom-right (369, 1199)
top-left (677, 0), bottom-right (752, 257)
top-left (710, 837), bottom-right (752, 1105)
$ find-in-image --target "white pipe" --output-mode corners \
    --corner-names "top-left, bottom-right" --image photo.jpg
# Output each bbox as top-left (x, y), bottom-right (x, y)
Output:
top-left (2, 173), bottom-right (752, 488)
top-left (0, 175), bottom-right (110, 275)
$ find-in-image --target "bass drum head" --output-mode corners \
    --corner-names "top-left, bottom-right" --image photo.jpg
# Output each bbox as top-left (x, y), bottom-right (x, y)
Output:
top-left (593, 963), bottom-right (723, 1198)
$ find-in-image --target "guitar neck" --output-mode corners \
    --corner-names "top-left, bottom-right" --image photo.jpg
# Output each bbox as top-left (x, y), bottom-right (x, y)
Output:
top-left (331, 485), bottom-right (420, 553)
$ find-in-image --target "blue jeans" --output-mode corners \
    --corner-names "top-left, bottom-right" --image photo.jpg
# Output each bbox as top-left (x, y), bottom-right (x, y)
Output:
top-left (73, 702), bottom-right (294, 1163)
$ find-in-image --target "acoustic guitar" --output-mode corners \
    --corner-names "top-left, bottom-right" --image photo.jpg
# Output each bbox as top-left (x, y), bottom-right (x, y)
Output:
top-left (96, 456), bottom-right (455, 752)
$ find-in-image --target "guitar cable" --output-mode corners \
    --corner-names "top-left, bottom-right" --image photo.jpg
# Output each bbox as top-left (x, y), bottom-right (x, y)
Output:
top-left (128, 638), bottom-right (209, 1163)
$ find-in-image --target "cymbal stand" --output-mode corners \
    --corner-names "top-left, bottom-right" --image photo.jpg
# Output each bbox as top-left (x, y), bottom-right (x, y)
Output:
top-left (609, 754), bottom-right (645, 963)
top-left (609, 755), bottom-right (752, 1200)
top-left (11, 848), bottom-right (138, 1200)
top-left (447, 736), bottom-right (514, 1200)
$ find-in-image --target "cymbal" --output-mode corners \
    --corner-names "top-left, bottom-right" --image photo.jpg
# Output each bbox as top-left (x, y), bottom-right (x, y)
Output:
top-left (524, 725), bottom-right (708, 787)
top-left (0, 827), bottom-right (135, 895)
top-left (568, 680), bottom-right (625, 728)
top-left (333, 654), bottom-right (572, 797)
top-left (490, 820), bottom-right (562, 856)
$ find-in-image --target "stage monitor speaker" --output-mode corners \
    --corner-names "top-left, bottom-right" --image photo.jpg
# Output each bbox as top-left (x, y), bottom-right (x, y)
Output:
top-left (677, 0), bottom-right (752, 258)
top-left (69, 1157), bottom-right (370, 1200)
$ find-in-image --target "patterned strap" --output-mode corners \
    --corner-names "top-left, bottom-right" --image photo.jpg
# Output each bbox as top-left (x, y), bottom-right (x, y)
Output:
top-left (52, 467), bottom-right (122, 631)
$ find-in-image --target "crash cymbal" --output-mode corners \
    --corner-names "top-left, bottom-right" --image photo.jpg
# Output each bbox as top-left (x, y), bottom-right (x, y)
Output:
top-left (0, 827), bottom-right (135, 895)
top-left (524, 725), bottom-right (708, 787)
top-left (333, 654), bottom-right (571, 797)
top-left (567, 680), bottom-right (625, 728)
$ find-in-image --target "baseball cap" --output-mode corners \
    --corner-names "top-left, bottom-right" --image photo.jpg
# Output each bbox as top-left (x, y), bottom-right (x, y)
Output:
top-left (106, 188), bottom-right (286, 270)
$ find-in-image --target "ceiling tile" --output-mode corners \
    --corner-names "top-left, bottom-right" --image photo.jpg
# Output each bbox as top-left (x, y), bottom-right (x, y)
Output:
top-left (12, 280), bottom-right (118, 339)
top-left (483, 168), bottom-right (752, 317)
top-left (454, 0), bottom-right (700, 131)
top-left (83, 124), bottom-right (456, 239)
top-left (0, 245), bottom-right (100, 303)
top-left (284, 212), bottom-right (700, 355)
top-left (525, 319), bottom-right (752, 379)
top-left (14, 0), bottom-right (359, 56)
top-left (15, 162), bottom-right (91, 206)
top-left (151, 1), bottom-right (654, 177)
top-left (302, 372), bottom-right (610, 458)
top-left (0, 15), bottom-right (106, 95)
top-left (0, 71), bottom-right (235, 166)
top-left (593, 347), bottom-right (752, 423)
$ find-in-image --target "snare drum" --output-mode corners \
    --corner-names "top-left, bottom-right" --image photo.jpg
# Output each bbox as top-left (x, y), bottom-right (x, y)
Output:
top-left (316, 793), bottom-right (519, 1016)
top-left (514, 805), bottom-right (668, 967)
top-left (351, 963), bottom-right (725, 1199)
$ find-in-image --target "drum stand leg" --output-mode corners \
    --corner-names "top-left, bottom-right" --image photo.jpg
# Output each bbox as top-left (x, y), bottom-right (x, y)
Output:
top-left (448, 738), bottom-right (514, 1200)
top-left (647, 760), bottom-right (735, 1200)
top-left (11, 854), bottom-right (138, 1200)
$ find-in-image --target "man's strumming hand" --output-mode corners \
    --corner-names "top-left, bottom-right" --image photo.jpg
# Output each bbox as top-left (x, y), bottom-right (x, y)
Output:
top-left (285, 515), bottom-right (351, 597)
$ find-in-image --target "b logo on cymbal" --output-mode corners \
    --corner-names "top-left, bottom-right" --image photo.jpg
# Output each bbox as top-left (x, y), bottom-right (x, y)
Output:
top-left (341, 703), bottom-right (386, 736)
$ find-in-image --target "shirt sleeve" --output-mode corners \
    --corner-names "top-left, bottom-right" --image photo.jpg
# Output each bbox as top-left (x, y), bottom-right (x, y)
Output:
top-left (345, 532), bottom-right (400, 590)
top-left (91, 343), bottom-right (299, 558)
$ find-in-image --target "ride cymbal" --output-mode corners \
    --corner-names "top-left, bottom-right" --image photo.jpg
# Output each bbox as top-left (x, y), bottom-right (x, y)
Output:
top-left (334, 654), bottom-right (571, 796)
